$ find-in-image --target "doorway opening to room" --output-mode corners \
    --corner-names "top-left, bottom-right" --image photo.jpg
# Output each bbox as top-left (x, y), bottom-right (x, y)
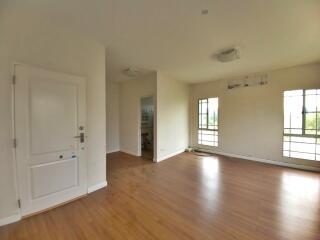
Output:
top-left (140, 96), bottom-right (154, 160)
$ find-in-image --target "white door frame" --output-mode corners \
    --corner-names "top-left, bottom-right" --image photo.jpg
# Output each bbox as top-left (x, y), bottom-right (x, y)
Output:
top-left (11, 63), bottom-right (22, 219)
top-left (11, 63), bottom-right (88, 217)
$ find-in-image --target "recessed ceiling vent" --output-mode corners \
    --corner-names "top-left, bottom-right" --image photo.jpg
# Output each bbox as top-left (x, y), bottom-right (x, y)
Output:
top-left (122, 68), bottom-right (141, 78)
top-left (217, 47), bottom-right (240, 62)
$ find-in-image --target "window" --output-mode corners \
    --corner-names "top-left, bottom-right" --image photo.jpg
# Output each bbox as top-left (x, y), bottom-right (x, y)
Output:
top-left (283, 89), bottom-right (320, 161)
top-left (198, 98), bottom-right (218, 146)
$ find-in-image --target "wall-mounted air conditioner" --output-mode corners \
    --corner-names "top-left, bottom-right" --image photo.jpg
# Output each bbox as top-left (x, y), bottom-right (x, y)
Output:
top-left (227, 74), bottom-right (268, 90)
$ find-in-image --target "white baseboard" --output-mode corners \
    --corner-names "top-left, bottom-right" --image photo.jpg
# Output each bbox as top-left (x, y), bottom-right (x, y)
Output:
top-left (120, 149), bottom-right (139, 156)
top-left (197, 148), bottom-right (320, 172)
top-left (88, 181), bottom-right (108, 194)
top-left (157, 149), bottom-right (186, 162)
top-left (106, 149), bottom-right (120, 154)
top-left (0, 213), bottom-right (21, 227)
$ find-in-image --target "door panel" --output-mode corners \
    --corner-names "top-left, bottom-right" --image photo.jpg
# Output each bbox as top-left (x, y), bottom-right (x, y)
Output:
top-left (30, 158), bottom-right (78, 199)
top-left (30, 78), bottom-right (78, 155)
top-left (15, 65), bottom-right (87, 216)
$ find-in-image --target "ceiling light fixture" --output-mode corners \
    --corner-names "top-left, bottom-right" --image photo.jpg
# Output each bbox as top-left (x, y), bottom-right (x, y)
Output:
top-left (201, 9), bottom-right (209, 15)
top-left (122, 68), bottom-right (141, 78)
top-left (216, 47), bottom-right (240, 62)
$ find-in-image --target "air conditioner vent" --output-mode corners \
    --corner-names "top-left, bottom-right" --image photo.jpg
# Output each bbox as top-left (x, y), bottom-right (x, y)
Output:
top-left (227, 74), bottom-right (268, 90)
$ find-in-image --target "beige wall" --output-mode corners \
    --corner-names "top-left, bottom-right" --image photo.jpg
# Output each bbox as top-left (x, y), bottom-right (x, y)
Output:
top-left (156, 73), bottom-right (189, 161)
top-left (0, 3), bottom-right (106, 220)
top-left (119, 72), bottom-right (189, 161)
top-left (190, 63), bottom-right (320, 168)
top-left (106, 80), bottom-right (120, 153)
top-left (119, 73), bottom-right (157, 155)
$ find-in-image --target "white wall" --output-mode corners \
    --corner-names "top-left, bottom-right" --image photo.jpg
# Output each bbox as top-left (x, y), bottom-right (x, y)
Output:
top-left (106, 79), bottom-right (120, 153)
top-left (156, 73), bottom-right (189, 161)
top-left (119, 72), bottom-right (157, 156)
top-left (190, 63), bottom-right (320, 168)
top-left (0, 2), bottom-right (106, 221)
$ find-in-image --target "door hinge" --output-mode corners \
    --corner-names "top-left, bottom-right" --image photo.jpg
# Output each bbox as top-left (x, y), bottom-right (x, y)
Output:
top-left (12, 75), bottom-right (16, 85)
top-left (18, 199), bottom-right (21, 208)
top-left (13, 138), bottom-right (17, 148)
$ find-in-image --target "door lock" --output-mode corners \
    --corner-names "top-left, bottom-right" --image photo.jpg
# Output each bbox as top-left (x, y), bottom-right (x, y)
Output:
top-left (74, 132), bottom-right (85, 143)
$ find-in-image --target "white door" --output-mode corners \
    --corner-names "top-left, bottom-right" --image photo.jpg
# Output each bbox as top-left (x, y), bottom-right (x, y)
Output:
top-left (14, 65), bottom-right (87, 216)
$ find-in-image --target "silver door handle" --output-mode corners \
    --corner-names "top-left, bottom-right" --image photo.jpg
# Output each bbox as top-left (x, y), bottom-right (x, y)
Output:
top-left (74, 133), bottom-right (85, 143)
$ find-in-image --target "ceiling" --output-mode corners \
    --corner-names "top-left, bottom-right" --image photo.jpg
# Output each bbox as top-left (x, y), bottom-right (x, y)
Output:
top-left (2, 0), bottom-right (320, 83)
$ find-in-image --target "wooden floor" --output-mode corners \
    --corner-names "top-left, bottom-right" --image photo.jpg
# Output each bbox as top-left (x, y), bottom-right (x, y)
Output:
top-left (1, 152), bottom-right (319, 240)
top-left (141, 148), bottom-right (153, 160)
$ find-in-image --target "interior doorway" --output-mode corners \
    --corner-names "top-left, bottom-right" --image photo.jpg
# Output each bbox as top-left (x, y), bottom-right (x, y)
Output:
top-left (140, 96), bottom-right (154, 160)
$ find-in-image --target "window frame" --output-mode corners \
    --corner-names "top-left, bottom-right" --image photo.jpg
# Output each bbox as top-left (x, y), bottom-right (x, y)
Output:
top-left (283, 89), bottom-right (320, 161)
top-left (197, 97), bottom-right (219, 147)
